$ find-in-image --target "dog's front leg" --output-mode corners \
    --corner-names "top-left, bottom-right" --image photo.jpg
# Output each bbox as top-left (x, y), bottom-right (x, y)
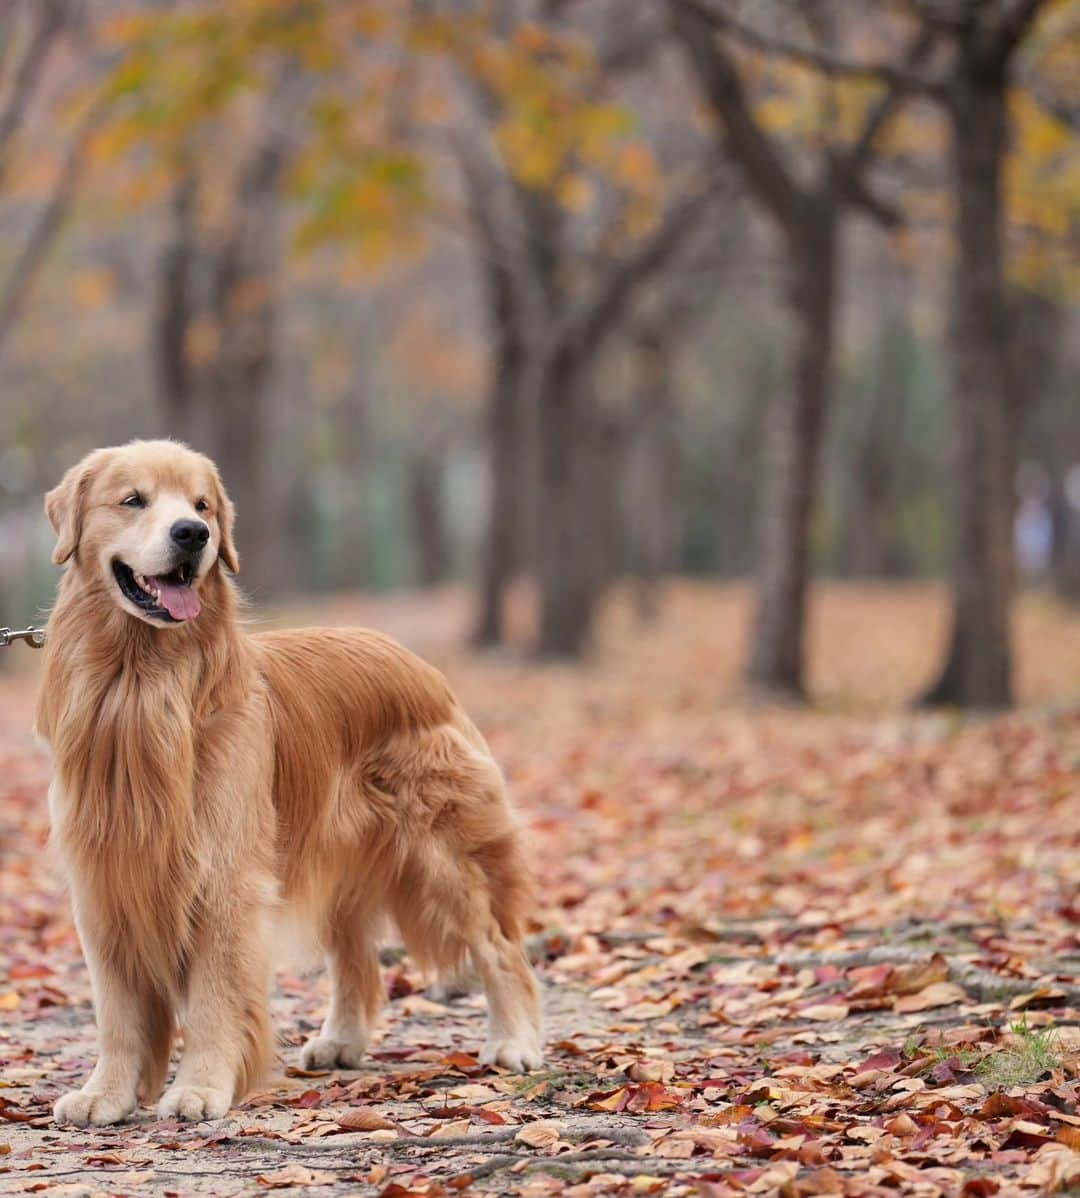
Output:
top-left (159, 904), bottom-right (272, 1122)
top-left (54, 917), bottom-right (161, 1127)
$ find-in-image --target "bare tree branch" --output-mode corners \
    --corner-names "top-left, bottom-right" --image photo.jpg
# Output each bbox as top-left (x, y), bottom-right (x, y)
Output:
top-left (826, 25), bottom-right (940, 228)
top-left (452, 134), bottom-right (535, 346)
top-left (1021, 74), bottom-right (1080, 130)
top-left (0, 0), bottom-right (67, 188)
top-left (669, 0), bottom-right (804, 232)
top-left (673, 0), bottom-right (947, 98)
top-left (846, 27), bottom-right (939, 174)
top-left (987, 0), bottom-right (1051, 66)
top-left (0, 97), bottom-right (103, 364)
top-left (563, 172), bottom-right (726, 356)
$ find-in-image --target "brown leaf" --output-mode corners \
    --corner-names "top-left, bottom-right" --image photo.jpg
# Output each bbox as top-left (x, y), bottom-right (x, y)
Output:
top-left (428, 1118), bottom-right (471, 1137)
top-left (514, 1122), bottom-right (562, 1150)
top-left (258, 1164), bottom-right (337, 1187)
top-left (800, 1002), bottom-right (850, 1022)
top-left (893, 981), bottom-right (968, 1013)
top-left (889, 953), bottom-right (950, 997)
top-left (337, 1108), bottom-right (398, 1133)
top-left (629, 1059), bottom-right (675, 1083)
top-left (884, 1114), bottom-right (919, 1136)
top-left (1026, 1143), bottom-right (1080, 1189)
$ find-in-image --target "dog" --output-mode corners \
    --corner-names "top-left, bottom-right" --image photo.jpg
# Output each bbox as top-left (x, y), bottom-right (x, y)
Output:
top-left (37, 440), bottom-right (543, 1127)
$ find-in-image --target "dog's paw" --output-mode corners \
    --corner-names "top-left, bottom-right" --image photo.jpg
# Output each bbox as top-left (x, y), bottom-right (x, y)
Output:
top-left (54, 1087), bottom-right (136, 1127)
top-left (158, 1084), bottom-right (231, 1122)
top-left (300, 1035), bottom-right (367, 1071)
top-left (480, 1035), bottom-right (543, 1073)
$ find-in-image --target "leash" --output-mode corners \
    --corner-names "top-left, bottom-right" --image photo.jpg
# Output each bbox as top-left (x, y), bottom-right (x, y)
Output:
top-left (0, 626), bottom-right (46, 649)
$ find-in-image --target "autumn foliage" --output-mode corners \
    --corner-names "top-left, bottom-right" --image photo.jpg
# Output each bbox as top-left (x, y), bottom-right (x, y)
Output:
top-left (2, 584), bottom-right (1080, 1194)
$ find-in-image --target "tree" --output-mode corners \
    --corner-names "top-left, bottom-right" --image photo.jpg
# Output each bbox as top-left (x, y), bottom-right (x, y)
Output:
top-left (94, 1), bottom-right (721, 638)
top-left (917, 3), bottom-right (1047, 707)
top-left (0, 2), bottom-right (105, 364)
top-left (458, 145), bottom-right (531, 646)
top-left (447, 8), bottom-right (726, 655)
top-left (667, 0), bottom-right (931, 700)
top-left (142, 117), bottom-right (289, 593)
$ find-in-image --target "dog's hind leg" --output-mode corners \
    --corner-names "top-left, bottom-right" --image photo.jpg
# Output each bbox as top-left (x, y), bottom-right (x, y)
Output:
top-left (300, 901), bottom-right (383, 1070)
top-left (393, 845), bottom-right (542, 1070)
top-left (388, 731), bottom-right (543, 1072)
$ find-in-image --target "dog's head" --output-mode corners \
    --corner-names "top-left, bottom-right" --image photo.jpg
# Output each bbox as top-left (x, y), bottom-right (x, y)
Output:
top-left (45, 440), bottom-right (238, 626)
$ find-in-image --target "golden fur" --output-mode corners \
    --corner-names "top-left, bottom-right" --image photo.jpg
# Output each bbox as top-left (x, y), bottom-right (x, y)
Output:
top-left (38, 440), bottom-right (542, 1127)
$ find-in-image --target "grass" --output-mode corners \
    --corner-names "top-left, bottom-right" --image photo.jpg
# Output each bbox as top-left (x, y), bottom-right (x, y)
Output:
top-left (902, 1015), bottom-right (1063, 1087)
top-left (975, 1016), bottom-right (1062, 1089)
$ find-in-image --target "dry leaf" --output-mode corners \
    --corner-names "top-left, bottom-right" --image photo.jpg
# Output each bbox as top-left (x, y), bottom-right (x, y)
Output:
top-left (337, 1108), bottom-right (398, 1133)
top-left (514, 1122), bottom-right (562, 1150)
top-left (801, 1002), bottom-right (851, 1021)
top-left (257, 1164), bottom-right (337, 1188)
top-left (893, 981), bottom-right (968, 1013)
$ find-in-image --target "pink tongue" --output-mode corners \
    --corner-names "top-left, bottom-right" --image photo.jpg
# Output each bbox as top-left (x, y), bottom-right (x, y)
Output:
top-left (153, 578), bottom-right (201, 621)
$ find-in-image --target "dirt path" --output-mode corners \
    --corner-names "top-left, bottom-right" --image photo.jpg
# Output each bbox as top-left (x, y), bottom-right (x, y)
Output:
top-left (2, 585), bottom-right (1080, 1196)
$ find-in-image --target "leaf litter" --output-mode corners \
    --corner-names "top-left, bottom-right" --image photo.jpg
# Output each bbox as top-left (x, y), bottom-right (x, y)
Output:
top-left (0, 583), bottom-right (1078, 1195)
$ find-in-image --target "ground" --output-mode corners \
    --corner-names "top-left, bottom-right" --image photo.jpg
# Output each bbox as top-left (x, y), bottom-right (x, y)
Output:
top-left (1, 582), bottom-right (1079, 1198)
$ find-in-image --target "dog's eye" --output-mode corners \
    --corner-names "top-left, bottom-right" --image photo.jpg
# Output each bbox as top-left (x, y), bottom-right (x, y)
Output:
top-left (120, 493), bottom-right (145, 509)
top-left (194, 498), bottom-right (209, 513)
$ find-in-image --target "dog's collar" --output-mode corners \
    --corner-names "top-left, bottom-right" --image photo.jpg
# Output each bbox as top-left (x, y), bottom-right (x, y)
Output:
top-left (0, 625), bottom-right (46, 649)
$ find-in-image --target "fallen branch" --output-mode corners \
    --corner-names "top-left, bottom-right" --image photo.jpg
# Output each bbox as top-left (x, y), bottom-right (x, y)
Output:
top-left (450, 1148), bottom-right (711, 1184)
top-left (233, 1123), bottom-right (650, 1154)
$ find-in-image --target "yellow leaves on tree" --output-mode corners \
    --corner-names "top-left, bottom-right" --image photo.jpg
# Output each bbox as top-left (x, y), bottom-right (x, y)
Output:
top-left (1006, 14), bottom-right (1080, 297)
top-left (91, 0), bottom-right (663, 273)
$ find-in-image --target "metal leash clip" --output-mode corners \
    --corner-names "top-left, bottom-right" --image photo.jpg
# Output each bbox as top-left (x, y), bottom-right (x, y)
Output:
top-left (0, 626), bottom-right (46, 649)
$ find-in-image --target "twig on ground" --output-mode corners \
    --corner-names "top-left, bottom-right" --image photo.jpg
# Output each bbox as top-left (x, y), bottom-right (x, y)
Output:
top-left (450, 1148), bottom-right (712, 1184)
top-left (232, 1123), bottom-right (650, 1154)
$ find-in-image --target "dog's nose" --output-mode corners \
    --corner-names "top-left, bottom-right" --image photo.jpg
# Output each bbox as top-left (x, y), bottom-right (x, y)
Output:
top-left (171, 519), bottom-right (210, 551)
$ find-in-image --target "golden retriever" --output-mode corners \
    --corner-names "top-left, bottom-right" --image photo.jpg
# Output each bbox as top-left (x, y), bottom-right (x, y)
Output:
top-left (37, 440), bottom-right (543, 1127)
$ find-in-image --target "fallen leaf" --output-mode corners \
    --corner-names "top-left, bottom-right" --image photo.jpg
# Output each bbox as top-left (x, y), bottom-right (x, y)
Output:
top-left (893, 982), bottom-right (968, 1013)
top-left (338, 1108), bottom-right (398, 1133)
top-left (257, 1164), bottom-right (337, 1187)
top-left (514, 1122), bottom-right (562, 1150)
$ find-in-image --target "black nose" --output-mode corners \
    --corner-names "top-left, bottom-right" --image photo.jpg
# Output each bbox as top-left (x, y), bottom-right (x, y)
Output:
top-left (170, 519), bottom-right (210, 551)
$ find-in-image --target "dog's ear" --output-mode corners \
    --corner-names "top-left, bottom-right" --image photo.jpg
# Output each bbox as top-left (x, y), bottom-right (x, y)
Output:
top-left (211, 468), bottom-right (239, 574)
top-left (45, 451), bottom-right (105, 565)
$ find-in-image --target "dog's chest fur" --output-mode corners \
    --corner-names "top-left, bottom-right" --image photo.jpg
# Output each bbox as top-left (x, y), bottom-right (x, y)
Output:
top-left (38, 572), bottom-right (267, 991)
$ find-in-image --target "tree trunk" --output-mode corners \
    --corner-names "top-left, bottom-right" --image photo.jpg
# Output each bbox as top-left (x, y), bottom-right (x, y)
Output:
top-left (746, 207), bottom-right (837, 700)
top-left (206, 138), bottom-right (284, 597)
top-left (583, 403), bottom-right (625, 600)
top-left (209, 247), bottom-right (274, 593)
top-left (1011, 291), bottom-right (1078, 602)
top-left (154, 176), bottom-right (199, 443)
top-left (1053, 490), bottom-right (1080, 601)
top-left (335, 384), bottom-right (372, 590)
top-left (921, 61), bottom-right (1014, 708)
top-left (409, 450), bottom-right (450, 588)
top-left (535, 346), bottom-right (598, 658)
top-left (625, 325), bottom-right (679, 622)
top-left (472, 286), bottom-right (527, 646)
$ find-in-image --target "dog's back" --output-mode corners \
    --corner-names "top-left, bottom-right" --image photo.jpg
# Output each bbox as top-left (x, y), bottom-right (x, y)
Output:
top-left (253, 627), bottom-right (458, 752)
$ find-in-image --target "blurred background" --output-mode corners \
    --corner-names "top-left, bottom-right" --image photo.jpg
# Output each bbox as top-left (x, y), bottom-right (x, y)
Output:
top-left (0, 0), bottom-right (1078, 708)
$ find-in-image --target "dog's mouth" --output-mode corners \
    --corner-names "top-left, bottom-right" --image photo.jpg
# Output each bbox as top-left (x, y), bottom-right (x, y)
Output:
top-left (112, 560), bottom-right (202, 623)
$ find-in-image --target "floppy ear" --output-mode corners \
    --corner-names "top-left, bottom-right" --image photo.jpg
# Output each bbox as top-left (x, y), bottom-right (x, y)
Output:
top-left (45, 452), bottom-right (102, 565)
top-left (212, 470), bottom-right (239, 574)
